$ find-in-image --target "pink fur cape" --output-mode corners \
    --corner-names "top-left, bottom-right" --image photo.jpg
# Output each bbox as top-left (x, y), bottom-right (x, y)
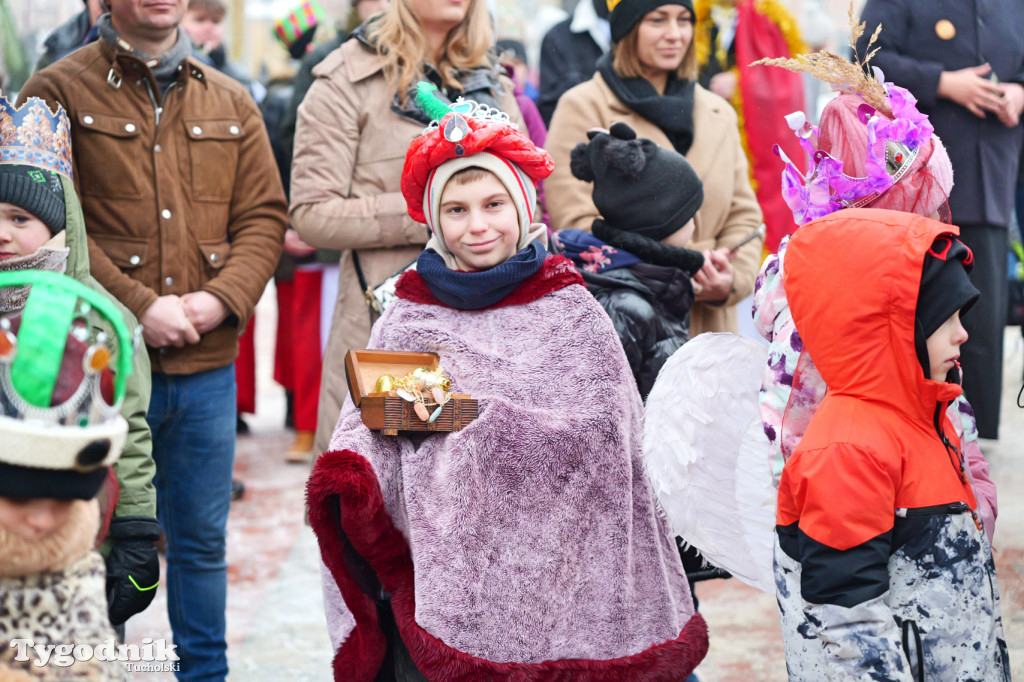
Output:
top-left (307, 257), bottom-right (707, 681)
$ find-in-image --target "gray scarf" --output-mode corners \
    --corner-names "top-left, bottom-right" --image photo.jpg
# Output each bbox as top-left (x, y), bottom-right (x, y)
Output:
top-left (0, 246), bottom-right (70, 314)
top-left (97, 13), bottom-right (194, 93)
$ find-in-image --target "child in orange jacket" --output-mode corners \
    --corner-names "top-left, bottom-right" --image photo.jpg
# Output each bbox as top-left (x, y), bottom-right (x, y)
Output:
top-left (776, 208), bottom-right (1008, 681)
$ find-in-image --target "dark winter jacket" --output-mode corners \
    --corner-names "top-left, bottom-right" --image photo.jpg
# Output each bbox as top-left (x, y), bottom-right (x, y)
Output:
top-left (858, 0), bottom-right (1024, 228)
top-left (537, 6), bottom-right (606, 126)
top-left (34, 9), bottom-right (95, 73)
top-left (582, 262), bottom-right (693, 399)
top-left (776, 209), bottom-right (1009, 681)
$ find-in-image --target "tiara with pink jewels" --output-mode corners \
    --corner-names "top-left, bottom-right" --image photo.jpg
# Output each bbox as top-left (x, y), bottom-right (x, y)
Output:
top-left (0, 94), bottom-right (74, 180)
top-left (774, 69), bottom-right (933, 225)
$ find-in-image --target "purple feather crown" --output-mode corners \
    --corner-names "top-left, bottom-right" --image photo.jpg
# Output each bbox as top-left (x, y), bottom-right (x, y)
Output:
top-left (775, 73), bottom-right (933, 226)
top-left (0, 94), bottom-right (73, 181)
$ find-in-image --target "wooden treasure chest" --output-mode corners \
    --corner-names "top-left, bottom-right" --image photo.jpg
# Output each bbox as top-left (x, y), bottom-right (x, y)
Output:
top-left (345, 349), bottom-right (479, 436)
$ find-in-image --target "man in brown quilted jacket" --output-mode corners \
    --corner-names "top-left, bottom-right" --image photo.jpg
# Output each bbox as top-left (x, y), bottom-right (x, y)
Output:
top-left (20, 0), bottom-right (286, 678)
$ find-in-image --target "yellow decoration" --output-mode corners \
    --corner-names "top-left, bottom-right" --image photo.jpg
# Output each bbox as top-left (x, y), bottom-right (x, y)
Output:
top-left (88, 347), bottom-right (111, 372)
top-left (607, 0), bottom-right (622, 13)
top-left (374, 374), bottom-right (397, 393)
top-left (934, 19), bottom-right (955, 40)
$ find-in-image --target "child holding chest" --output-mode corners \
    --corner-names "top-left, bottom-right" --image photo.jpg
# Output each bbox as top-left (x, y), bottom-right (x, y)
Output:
top-left (306, 87), bottom-right (708, 681)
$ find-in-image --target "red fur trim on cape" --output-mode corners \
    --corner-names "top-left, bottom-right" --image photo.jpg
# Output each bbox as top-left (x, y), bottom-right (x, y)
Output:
top-left (307, 449), bottom-right (709, 682)
top-left (394, 255), bottom-right (584, 310)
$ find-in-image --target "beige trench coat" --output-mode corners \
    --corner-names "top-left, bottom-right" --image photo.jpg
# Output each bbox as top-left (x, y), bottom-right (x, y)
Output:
top-left (545, 73), bottom-right (763, 336)
top-left (290, 38), bottom-right (524, 454)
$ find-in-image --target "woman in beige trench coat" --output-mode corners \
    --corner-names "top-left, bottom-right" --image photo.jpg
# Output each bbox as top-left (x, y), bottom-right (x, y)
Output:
top-left (289, 0), bottom-right (523, 459)
top-left (545, 0), bottom-right (763, 336)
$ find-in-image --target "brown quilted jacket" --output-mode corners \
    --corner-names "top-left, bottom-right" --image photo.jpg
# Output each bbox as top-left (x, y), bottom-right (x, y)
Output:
top-left (20, 40), bottom-right (286, 374)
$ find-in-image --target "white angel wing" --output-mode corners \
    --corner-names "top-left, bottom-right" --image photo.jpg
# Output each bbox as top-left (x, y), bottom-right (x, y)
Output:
top-left (643, 332), bottom-right (776, 593)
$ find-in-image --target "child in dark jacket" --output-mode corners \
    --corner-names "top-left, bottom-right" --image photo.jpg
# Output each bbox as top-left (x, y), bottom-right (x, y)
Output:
top-left (776, 208), bottom-right (1009, 681)
top-left (555, 122), bottom-right (705, 399)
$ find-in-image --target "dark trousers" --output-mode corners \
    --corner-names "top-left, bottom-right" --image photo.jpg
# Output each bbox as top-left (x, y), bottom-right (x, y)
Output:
top-left (957, 223), bottom-right (1008, 439)
top-left (374, 599), bottom-right (427, 682)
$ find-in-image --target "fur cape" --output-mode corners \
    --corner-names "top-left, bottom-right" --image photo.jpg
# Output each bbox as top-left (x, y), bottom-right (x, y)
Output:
top-left (307, 256), bottom-right (707, 681)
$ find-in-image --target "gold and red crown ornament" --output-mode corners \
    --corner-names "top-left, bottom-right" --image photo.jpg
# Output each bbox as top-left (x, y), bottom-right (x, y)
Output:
top-left (0, 93), bottom-right (73, 180)
top-left (401, 82), bottom-right (554, 225)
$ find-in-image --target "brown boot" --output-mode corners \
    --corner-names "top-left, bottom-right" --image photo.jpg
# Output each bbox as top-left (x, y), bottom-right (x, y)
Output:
top-left (286, 430), bottom-right (316, 463)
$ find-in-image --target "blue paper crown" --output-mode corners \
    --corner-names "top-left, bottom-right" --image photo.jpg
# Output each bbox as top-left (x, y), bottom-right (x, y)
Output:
top-left (0, 94), bottom-right (74, 180)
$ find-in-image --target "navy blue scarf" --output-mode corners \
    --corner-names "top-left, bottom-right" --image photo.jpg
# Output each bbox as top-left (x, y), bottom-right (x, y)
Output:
top-left (416, 241), bottom-right (548, 310)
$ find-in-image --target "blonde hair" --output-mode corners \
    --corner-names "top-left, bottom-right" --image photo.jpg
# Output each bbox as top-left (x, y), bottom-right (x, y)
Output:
top-left (367, 0), bottom-right (495, 103)
top-left (612, 14), bottom-right (698, 82)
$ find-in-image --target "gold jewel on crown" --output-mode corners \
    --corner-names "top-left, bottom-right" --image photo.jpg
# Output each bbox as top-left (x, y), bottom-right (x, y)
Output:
top-left (0, 93), bottom-right (74, 181)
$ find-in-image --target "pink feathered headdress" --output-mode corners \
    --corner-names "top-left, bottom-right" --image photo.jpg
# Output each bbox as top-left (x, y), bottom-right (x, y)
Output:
top-left (775, 73), bottom-right (953, 225)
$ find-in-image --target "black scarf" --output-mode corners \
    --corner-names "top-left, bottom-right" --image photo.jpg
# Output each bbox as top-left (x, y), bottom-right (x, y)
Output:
top-left (596, 53), bottom-right (696, 154)
top-left (416, 241), bottom-right (548, 310)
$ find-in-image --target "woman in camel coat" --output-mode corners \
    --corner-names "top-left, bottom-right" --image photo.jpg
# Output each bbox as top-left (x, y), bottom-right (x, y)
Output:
top-left (546, 0), bottom-right (762, 335)
top-left (289, 0), bottom-right (523, 457)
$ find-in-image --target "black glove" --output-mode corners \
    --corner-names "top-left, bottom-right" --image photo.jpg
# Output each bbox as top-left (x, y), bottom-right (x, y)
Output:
top-left (106, 516), bottom-right (161, 626)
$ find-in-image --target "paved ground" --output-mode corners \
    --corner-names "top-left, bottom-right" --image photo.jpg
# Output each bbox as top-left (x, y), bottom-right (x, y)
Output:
top-left (124, 287), bottom-right (1024, 681)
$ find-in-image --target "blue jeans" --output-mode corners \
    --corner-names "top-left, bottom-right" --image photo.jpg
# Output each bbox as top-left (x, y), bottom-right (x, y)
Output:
top-left (149, 365), bottom-right (236, 682)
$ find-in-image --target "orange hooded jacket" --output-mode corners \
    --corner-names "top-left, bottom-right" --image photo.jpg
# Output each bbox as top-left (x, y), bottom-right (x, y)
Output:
top-left (777, 208), bottom-right (977, 553)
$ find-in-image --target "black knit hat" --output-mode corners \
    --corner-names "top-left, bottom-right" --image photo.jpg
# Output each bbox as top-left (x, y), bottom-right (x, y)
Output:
top-left (913, 235), bottom-right (979, 380)
top-left (0, 165), bottom-right (66, 235)
top-left (917, 236), bottom-right (979, 338)
top-left (571, 122), bottom-right (703, 240)
top-left (608, 0), bottom-right (694, 43)
top-left (570, 122), bottom-right (705, 274)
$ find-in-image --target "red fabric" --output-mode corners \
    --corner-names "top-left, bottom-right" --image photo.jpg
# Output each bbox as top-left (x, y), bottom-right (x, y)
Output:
top-left (235, 317), bottom-right (256, 415)
top-left (401, 113), bottom-right (554, 223)
top-left (288, 268), bottom-right (323, 428)
top-left (777, 209), bottom-right (977, 549)
top-left (307, 448), bottom-right (709, 682)
top-left (394, 255), bottom-right (584, 310)
top-left (95, 468), bottom-right (120, 549)
top-left (307, 452), bottom-right (389, 681)
top-left (735, 0), bottom-right (805, 253)
top-left (274, 279), bottom-right (295, 392)
top-left (275, 269), bottom-right (323, 431)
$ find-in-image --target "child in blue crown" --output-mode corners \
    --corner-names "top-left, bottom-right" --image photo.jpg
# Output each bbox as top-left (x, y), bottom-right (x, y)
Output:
top-left (0, 92), bottom-right (159, 628)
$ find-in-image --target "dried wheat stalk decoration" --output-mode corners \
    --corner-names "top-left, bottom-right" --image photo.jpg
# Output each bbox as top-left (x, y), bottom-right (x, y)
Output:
top-left (751, 1), bottom-right (890, 113)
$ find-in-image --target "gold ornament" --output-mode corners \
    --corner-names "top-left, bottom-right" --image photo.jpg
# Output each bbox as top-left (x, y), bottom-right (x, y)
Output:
top-left (935, 19), bottom-right (955, 40)
top-left (374, 375), bottom-right (397, 393)
top-left (392, 366), bottom-right (455, 421)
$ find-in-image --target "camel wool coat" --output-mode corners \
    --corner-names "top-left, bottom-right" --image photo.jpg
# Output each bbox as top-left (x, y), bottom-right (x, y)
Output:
top-left (545, 72), bottom-right (763, 335)
top-left (289, 37), bottom-right (524, 455)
